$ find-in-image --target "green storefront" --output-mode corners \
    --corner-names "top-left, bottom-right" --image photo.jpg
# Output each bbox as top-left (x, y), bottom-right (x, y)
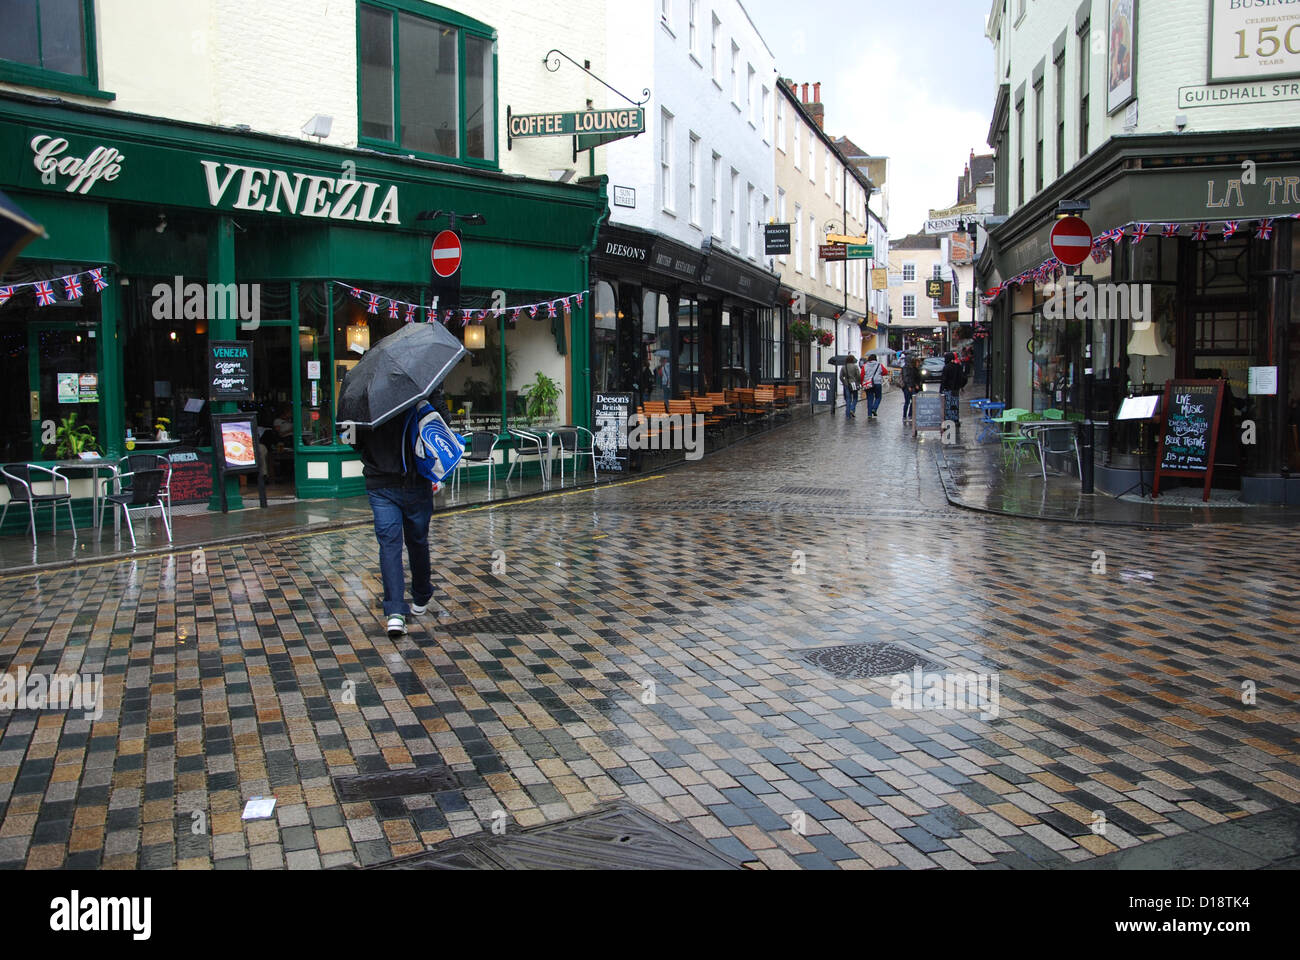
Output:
top-left (0, 91), bottom-right (606, 522)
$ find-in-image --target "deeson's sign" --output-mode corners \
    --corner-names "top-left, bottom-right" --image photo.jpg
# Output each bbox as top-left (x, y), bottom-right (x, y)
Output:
top-left (199, 161), bottom-right (400, 224)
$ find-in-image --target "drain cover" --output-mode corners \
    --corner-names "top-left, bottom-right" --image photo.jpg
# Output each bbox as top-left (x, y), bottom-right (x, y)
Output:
top-left (777, 486), bottom-right (850, 497)
top-left (368, 801), bottom-right (744, 870)
top-left (333, 765), bottom-right (459, 802)
top-left (446, 613), bottom-right (551, 636)
top-left (802, 642), bottom-right (943, 679)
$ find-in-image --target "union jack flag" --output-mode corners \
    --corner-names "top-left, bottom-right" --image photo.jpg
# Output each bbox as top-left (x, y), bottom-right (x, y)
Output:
top-left (576, 291), bottom-right (586, 307)
top-left (63, 274), bottom-right (83, 300)
top-left (387, 299), bottom-right (399, 319)
top-left (1222, 221), bottom-right (1239, 240)
top-left (562, 297), bottom-right (572, 314)
top-left (461, 309), bottom-right (473, 326)
top-left (1106, 227), bottom-right (1124, 243)
top-left (34, 281), bottom-right (55, 306)
top-left (1162, 224), bottom-right (1180, 238)
top-left (426, 306), bottom-right (438, 323)
top-left (1191, 222), bottom-right (1209, 241)
top-left (547, 301), bottom-right (558, 318)
top-left (88, 268), bottom-right (108, 291)
top-left (404, 303), bottom-right (415, 323)
top-left (1129, 223), bottom-right (1150, 244)
top-left (367, 293), bottom-right (379, 314)
top-left (1090, 244), bottom-right (1110, 264)
top-left (0, 286), bottom-right (12, 306)
top-left (1255, 219), bottom-right (1274, 240)
top-left (349, 286), bottom-right (362, 300)
top-left (511, 308), bottom-right (522, 322)
top-left (445, 310), bottom-right (454, 324)
top-left (477, 309), bottom-right (489, 322)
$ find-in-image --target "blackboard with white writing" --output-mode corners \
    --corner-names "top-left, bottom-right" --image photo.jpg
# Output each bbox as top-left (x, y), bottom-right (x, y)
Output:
top-left (209, 341), bottom-right (253, 401)
top-left (1154, 380), bottom-right (1225, 502)
top-left (913, 392), bottom-right (944, 433)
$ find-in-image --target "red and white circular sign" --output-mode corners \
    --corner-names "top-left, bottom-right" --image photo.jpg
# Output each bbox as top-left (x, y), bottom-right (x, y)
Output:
top-left (1050, 217), bottom-right (1093, 267)
top-left (431, 230), bottom-right (463, 279)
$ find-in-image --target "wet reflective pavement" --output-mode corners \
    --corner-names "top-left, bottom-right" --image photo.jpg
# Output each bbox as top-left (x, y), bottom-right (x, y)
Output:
top-left (1, 386), bottom-right (1298, 870)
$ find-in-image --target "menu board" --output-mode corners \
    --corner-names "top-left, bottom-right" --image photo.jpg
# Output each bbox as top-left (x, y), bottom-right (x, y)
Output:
top-left (913, 392), bottom-right (944, 433)
top-left (811, 372), bottom-right (835, 407)
top-left (209, 341), bottom-right (254, 401)
top-left (167, 447), bottom-right (213, 505)
top-left (593, 392), bottom-right (632, 472)
top-left (1154, 380), bottom-right (1225, 502)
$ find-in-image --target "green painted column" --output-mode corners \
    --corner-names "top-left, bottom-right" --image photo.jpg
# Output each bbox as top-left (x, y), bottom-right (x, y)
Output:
top-left (98, 274), bottom-right (125, 460)
top-left (207, 216), bottom-right (243, 511)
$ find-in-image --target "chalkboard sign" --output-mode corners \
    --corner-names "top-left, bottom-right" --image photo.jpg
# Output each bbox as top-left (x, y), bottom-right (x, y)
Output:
top-left (913, 391), bottom-right (944, 434)
top-left (166, 447), bottom-right (213, 505)
top-left (209, 340), bottom-right (254, 401)
top-left (593, 392), bottom-right (632, 472)
top-left (811, 372), bottom-right (835, 409)
top-left (1154, 379), bottom-right (1225, 502)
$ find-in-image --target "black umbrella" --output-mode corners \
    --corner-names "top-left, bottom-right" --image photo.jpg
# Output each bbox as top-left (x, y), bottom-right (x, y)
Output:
top-left (0, 189), bottom-right (46, 277)
top-left (337, 322), bottom-right (468, 428)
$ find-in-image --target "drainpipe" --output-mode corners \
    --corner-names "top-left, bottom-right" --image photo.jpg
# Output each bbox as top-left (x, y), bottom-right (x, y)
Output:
top-left (575, 175), bottom-right (611, 432)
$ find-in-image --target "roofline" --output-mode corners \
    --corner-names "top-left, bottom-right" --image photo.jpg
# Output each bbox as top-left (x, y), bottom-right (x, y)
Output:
top-left (776, 79), bottom-right (874, 196)
top-left (737, 1), bottom-right (776, 60)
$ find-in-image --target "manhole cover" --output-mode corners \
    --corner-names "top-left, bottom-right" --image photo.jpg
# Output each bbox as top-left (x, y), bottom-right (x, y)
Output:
top-left (777, 486), bottom-right (850, 496)
top-left (446, 613), bottom-right (552, 636)
top-left (802, 643), bottom-right (944, 679)
top-left (333, 765), bottom-right (459, 802)
top-left (368, 801), bottom-right (744, 870)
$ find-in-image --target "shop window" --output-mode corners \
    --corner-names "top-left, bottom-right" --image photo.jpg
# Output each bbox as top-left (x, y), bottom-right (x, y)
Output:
top-left (591, 281), bottom-right (619, 394)
top-left (677, 298), bottom-right (699, 397)
top-left (0, 0), bottom-right (111, 100)
top-left (358, 1), bottom-right (497, 166)
top-left (121, 277), bottom-right (211, 449)
top-left (299, 283), bottom-right (334, 447)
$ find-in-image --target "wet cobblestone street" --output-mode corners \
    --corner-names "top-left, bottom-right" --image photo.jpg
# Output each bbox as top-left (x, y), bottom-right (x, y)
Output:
top-left (2, 388), bottom-right (1298, 871)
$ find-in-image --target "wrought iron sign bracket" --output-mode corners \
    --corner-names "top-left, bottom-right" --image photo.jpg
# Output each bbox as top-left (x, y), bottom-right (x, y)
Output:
top-left (543, 49), bottom-right (651, 109)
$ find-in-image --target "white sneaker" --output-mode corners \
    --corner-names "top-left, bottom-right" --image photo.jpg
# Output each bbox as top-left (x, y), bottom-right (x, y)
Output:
top-left (386, 615), bottom-right (407, 638)
top-left (410, 602), bottom-right (429, 616)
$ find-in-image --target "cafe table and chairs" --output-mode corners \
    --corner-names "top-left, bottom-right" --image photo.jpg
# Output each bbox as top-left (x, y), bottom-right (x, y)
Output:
top-left (99, 467), bottom-right (172, 548)
top-left (970, 399), bottom-right (1006, 443)
top-left (0, 463), bottom-right (77, 544)
top-left (507, 426), bottom-right (555, 486)
top-left (452, 431), bottom-right (501, 498)
top-left (51, 457), bottom-right (123, 531)
top-left (551, 425), bottom-right (597, 486)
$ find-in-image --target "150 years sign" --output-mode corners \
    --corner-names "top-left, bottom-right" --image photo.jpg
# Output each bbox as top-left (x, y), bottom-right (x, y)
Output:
top-left (1210, 0), bottom-right (1300, 84)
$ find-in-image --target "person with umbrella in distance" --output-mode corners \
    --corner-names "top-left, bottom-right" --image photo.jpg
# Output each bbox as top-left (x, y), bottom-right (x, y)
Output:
top-left (338, 321), bottom-right (466, 639)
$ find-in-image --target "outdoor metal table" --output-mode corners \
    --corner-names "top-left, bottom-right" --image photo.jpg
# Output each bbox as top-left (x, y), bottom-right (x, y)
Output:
top-left (506, 427), bottom-right (556, 485)
top-left (1016, 420), bottom-right (1082, 483)
top-left (53, 459), bottom-right (120, 531)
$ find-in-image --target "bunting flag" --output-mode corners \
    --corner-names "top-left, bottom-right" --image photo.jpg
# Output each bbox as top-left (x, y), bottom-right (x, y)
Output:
top-left (562, 297), bottom-right (572, 315)
top-left (1256, 219), bottom-right (1274, 240)
top-left (1090, 243), bottom-right (1110, 264)
top-left (63, 274), bottom-right (83, 300)
top-left (1191, 222), bottom-right (1209, 241)
top-left (330, 281), bottom-right (591, 326)
top-left (511, 308), bottom-right (522, 322)
top-left (445, 309), bottom-right (454, 324)
top-left (366, 293), bottom-right (380, 314)
top-left (547, 301), bottom-right (558, 319)
top-left (528, 305), bottom-right (538, 319)
top-left (1130, 223), bottom-right (1150, 244)
top-left (404, 303), bottom-right (415, 323)
top-left (426, 306), bottom-right (438, 323)
top-left (1222, 220), bottom-right (1239, 240)
top-left (0, 286), bottom-right (12, 307)
top-left (461, 309), bottom-right (473, 326)
top-left (34, 281), bottom-right (55, 306)
top-left (88, 268), bottom-right (107, 291)
top-left (0, 265), bottom-right (112, 311)
top-left (1162, 224), bottom-right (1181, 238)
top-left (387, 299), bottom-right (399, 319)
top-left (576, 291), bottom-right (585, 308)
top-left (349, 286), bottom-right (362, 300)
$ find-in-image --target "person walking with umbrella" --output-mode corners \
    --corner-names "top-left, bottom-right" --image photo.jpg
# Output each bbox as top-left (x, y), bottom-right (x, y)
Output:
top-left (338, 322), bottom-right (466, 638)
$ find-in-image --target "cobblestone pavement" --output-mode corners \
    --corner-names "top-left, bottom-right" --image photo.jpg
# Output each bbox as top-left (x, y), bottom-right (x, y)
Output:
top-left (1, 386), bottom-right (1298, 870)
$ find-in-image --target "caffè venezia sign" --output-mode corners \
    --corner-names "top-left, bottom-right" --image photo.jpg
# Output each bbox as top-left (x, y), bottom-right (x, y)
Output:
top-left (24, 130), bottom-right (401, 224)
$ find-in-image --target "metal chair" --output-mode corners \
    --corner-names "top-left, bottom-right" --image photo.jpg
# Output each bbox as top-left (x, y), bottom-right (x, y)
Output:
top-left (552, 425), bottom-right (597, 486)
top-left (1, 463), bottom-right (76, 544)
top-left (117, 454), bottom-right (173, 527)
top-left (99, 468), bottom-right (171, 548)
top-left (453, 432), bottom-right (499, 498)
top-left (1023, 410), bottom-right (1083, 482)
top-left (507, 427), bottom-right (551, 486)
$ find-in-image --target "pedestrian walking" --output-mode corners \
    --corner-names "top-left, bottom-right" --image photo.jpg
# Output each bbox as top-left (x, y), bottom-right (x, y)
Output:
top-left (355, 387), bottom-right (452, 638)
top-left (901, 355), bottom-right (921, 422)
top-left (862, 354), bottom-right (886, 418)
top-left (940, 351), bottom-right (967, 424)
top-left (839, 355), bottom-right (862, 419)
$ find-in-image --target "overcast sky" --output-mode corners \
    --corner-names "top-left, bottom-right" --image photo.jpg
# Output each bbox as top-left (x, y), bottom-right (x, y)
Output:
top-left (741, 0), bottom-right (995, 238)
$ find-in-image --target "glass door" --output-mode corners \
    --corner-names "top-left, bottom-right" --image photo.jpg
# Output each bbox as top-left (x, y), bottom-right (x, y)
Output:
top-left (28, 322), bottom-right (102, 460)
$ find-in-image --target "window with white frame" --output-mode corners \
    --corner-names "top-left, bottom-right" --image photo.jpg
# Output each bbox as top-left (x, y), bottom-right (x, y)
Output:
top-left (834, 165), bottom-right (841, 205)
top-left (824, 151), bottom-right (831, 196)
top-left (761, 194), bottom-right (769, 253)
top-left (793, 121), bottom-right (801, 168)
top-left (776, 96), bottom-right (785, 151)
top-left (903, 262), bottom-right (916, 282)
top-left (731, 42), bottom-right (739, 105)
top-left (794, 202), bottom-right (803, 272)
top-left (711, 152), bottom-right (722, 236)
top-left (808, 137), bottom-right (815, 183)
top-left (688, 133), bottom-right (700, 225)
top-left (903, 295), bottom-right (916, 318)
top-left (747, 65), bottom-right (756, 125)
top-left (711, 14), bottom-right (720, 84)
top-left (688, 0), bottom-right (698, 56)
top-left (933, 263), bottom-right (943, 280)
top-left (660, 109), bottom-right (674, 212)
top-left (729, 168), bottom-right (739, 247)
top-left (808, 214), bottom-right (816, 275)
top-left (745, 183), bottom-right (755, 256)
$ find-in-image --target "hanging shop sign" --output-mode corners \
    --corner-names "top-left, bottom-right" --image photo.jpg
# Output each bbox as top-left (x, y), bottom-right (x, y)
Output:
top-left (764, 223), bottom-right (791, 256)
top-left (1209, 0), bottom-right (1300, 84)
top-left (872, 268), bottom-right (889, 291)
top-left (818, 244), bottom-right (847, 262)
top-left (208, 340), bottom-right (253, 401)
top-left (926, 279), bottom-right (946, 299)
top-left (507, 108), bottom-right (644, 148)
top-left (845, 244), bottom-right (874, 260)
top-left (1153, 379), bottom-right (1225, 502)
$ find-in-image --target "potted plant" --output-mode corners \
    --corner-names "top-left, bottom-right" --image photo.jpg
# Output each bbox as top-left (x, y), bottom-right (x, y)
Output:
top-left (154, 416), bottom-right (171, 441)
top-left (53, 412), bottom-right (100, 459)
top-left (815, 330), bottom-right (835, 348)
top-left (521, 371), bottom-right (562, 425)
top-left (790, 319), bottom-right (815, 343)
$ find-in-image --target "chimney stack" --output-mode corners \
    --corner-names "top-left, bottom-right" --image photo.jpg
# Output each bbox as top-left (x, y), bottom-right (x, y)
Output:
top-left (813, 82), bottom-right (821, 103)
top-left (801, 82), bottom-right (809, 102)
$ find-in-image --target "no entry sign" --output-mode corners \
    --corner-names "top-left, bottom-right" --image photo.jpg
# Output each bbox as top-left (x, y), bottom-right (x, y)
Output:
top-left (431, 230), bottom-right (463, 279)
top-left (1050, 217), bottom-right (1093, 267)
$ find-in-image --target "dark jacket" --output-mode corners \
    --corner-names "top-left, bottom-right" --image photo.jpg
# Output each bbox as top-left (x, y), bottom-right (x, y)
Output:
top-left (940, 359), bottom-right (966, 393)
top-left (902, 364), bottom-right (921, 392)
top-left (356, 389), bottom-right (452, 490)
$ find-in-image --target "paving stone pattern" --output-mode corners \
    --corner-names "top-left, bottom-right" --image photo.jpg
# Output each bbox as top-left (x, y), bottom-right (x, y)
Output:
top-left (1, 388), bottom-right (1298, 870)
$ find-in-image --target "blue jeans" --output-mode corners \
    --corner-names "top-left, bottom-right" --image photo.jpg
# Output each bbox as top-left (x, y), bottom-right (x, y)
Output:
top-left (843, 383), bottom-right (859, 416)
top-left (367, 485), bottom-right (434, 617)
top-left (866, 384), bottom-right (883, 416)
top-left (902, 389), bottom-right (915, 419)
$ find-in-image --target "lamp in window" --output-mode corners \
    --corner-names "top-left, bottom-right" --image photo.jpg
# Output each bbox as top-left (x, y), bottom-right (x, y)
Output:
top-left (1126, 322), bottom-right (1169, 391)
top-left (346, 317), bottom-right (370, 355)
top-left (299, 325), bottom-right (317, 356)
top-left (465, 323), bottom-right (486, 350)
